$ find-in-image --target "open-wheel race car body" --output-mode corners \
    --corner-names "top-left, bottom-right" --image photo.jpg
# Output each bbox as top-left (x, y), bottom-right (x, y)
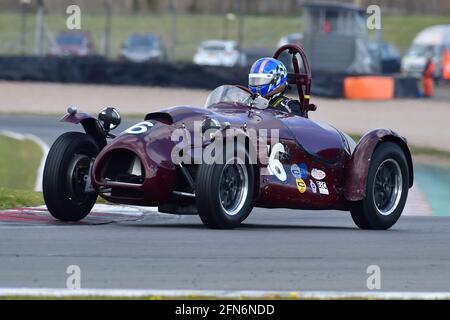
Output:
top-left (43, 45), bottom-right (413, 229)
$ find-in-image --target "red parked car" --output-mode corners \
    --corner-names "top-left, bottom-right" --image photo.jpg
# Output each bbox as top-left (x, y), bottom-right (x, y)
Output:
top-left (50, 31), bottom-right (95, 57)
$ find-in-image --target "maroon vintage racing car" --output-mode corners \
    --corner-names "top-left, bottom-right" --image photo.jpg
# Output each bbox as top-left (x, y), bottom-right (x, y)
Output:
top-left (42, 45), bottom-right (413, 229)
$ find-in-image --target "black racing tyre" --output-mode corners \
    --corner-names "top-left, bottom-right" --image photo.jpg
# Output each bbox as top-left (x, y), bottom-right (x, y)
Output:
top-left (196, 142), bottom-right (254, 229)
top-left (350, 142), bottom-right (409, 230)
top-left (43, 132), bottom-right (99, 221)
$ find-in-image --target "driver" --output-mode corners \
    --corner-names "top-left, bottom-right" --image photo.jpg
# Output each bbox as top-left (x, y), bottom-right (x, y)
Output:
top-left (248, 57), bottom-right (302, 116)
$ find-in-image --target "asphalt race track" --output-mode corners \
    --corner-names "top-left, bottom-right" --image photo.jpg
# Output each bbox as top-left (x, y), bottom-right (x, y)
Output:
top-left (1, 115), bottom-right (450, 292)
top-left (1, 209), bottom-right (450, 291)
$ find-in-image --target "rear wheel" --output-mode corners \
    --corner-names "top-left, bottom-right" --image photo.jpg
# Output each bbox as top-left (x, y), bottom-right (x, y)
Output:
top-left (350, 142), bottom-right (409, 230)
top-left (196, 142), bottom-right (254, 229)
top-left (43, 132), bottom-right (99, 221)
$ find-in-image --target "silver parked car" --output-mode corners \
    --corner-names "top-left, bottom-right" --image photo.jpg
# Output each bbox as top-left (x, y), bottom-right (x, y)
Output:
top-left (120, 34), bottom-right (164, 63)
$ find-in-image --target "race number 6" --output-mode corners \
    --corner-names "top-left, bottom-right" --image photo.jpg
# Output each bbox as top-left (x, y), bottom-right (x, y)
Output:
top-left (124, 121), bottom-right (154, 135)
top-left (268, 143), bottom-right (287, 181)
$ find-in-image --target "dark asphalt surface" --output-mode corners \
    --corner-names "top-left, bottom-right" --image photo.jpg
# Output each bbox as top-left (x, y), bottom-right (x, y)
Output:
top-left (1, 115), bottom-right (449, 292)
top-left (0, 211), bottom-right (450, 291)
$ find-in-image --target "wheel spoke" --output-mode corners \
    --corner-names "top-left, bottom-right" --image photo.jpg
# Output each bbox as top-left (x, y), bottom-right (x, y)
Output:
top-left (218, 159), bottom-right (249, 216)
top-left (372, 158), bottom-right (402, 216)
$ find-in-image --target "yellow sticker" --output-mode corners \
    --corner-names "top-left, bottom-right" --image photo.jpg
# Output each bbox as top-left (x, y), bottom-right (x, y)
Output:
top-left (296, 178), bottom-right (307, 193)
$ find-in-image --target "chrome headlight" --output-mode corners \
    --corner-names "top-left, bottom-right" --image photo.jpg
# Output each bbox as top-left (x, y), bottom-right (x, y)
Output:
top-left (202, 117), bottom-right (222, 140)
top-left (98, 107), bottom-right (121, 132)
top-left (201, 118), bottom-right (221, 133)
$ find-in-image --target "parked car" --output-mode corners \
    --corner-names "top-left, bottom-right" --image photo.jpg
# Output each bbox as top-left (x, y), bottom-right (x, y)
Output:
top-left (368, 41), bottom-right (401, 74)
top-left (401, 24), bottom-right (450, 78)
top-left (277, 32), bottom-right (304, 48)
top-left (193, 40), bottom-right (246, 67)
top-left (120, 34), bottom-right (164, 63)
top-left (50, 31), bottom-right (95, 57)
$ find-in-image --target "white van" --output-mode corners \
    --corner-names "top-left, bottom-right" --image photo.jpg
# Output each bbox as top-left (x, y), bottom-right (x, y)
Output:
top-left (401, 24), bottom-right (450, 79)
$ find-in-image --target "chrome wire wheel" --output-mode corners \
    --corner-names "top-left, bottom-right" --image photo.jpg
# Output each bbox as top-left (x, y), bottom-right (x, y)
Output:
top-left (372, 158), bottom-right (403, 216)
top-left (218, 158), bottom-right (249, 216)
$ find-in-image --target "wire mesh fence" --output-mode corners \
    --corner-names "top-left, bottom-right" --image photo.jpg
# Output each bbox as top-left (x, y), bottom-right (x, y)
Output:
top-left (0, 9), bottom-right (304, 61)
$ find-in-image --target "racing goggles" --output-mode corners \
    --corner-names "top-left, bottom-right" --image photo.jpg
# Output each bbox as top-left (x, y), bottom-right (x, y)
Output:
top-left (248, 73), bottom-right (275, 86)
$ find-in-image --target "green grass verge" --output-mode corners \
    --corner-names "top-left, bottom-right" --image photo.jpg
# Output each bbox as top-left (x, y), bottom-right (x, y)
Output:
top-left (381, 15), bottom-right (450, 53)
top-left (0, 134), bottom-right (42, 190)
top-left (0, 134), bottom-right (43, 209)
top-left (1, 13), bottom-right (449, 59)
top-left (0, 188), bottom-right (44, 210)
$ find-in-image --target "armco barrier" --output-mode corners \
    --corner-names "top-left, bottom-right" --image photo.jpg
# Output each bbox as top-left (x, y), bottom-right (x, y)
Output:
top-left (0, 56), bottom-right (418, 99)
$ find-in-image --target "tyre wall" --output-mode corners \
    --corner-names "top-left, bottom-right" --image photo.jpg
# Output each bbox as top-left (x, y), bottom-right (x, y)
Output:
top-left (0, 56), bottom-right (418, 99)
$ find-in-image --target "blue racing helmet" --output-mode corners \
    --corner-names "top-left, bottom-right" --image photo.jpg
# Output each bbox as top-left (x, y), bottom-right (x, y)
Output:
top-left (248, 57), bottom-right (288, 97)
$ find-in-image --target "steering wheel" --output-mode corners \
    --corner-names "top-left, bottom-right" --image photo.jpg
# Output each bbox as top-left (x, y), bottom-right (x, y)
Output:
top-left (273, 44), bottom-right (316, 117)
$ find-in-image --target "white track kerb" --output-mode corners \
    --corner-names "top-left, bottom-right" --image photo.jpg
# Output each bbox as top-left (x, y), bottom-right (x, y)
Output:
top-left (0, 130), bottom-right (49, 192)
top-left (0, 288), bottom-right (450, 299)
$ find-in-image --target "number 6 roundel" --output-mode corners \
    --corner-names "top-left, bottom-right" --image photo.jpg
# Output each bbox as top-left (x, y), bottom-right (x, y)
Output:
top-left (124, 121), bottom-right (154, 135)
top-left (268, 143), bottom-right (287, 182)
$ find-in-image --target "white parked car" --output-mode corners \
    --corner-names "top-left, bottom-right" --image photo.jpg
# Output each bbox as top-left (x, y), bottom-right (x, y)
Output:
top-left (193, 40), bottom-right (246, 67)
top-left (401, 24), bottom-right (450, 78)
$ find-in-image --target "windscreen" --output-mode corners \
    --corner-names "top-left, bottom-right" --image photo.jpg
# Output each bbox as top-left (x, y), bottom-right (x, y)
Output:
top-left (204, 85), bottom-right (252, 108)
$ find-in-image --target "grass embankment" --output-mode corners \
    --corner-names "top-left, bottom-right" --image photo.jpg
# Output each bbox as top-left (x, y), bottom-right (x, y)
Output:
top-left (0, 13), bottom-right (449, 59)
top-left (0, 187), bottom-right (44, 210)
top-left (0, 134), bottom-right (43, 209)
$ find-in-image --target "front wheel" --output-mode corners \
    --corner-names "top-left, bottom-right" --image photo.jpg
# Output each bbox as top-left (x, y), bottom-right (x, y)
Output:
top-left (195, 142), bottom-right (254, 229)
top-left (350, 142), bottom-right (409, 230)
top-left (43, 132), bottom-right (99, 221)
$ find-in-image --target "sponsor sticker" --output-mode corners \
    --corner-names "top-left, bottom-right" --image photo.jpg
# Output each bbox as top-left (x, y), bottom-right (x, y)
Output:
top-left (317, 181), bottom-right (329, 195)
top-left (310, 180), bottom-right (317, 193)
top-left (299, 163), bottom-right (308, 179)
top-left (311, 168), bottom-right (326, 180)
top-left (291, 163), bottom-right (308, 179)
top-left (296, 178), bottom-right (307, 193)
top-left (290, 164), bottom-right (302, 178)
